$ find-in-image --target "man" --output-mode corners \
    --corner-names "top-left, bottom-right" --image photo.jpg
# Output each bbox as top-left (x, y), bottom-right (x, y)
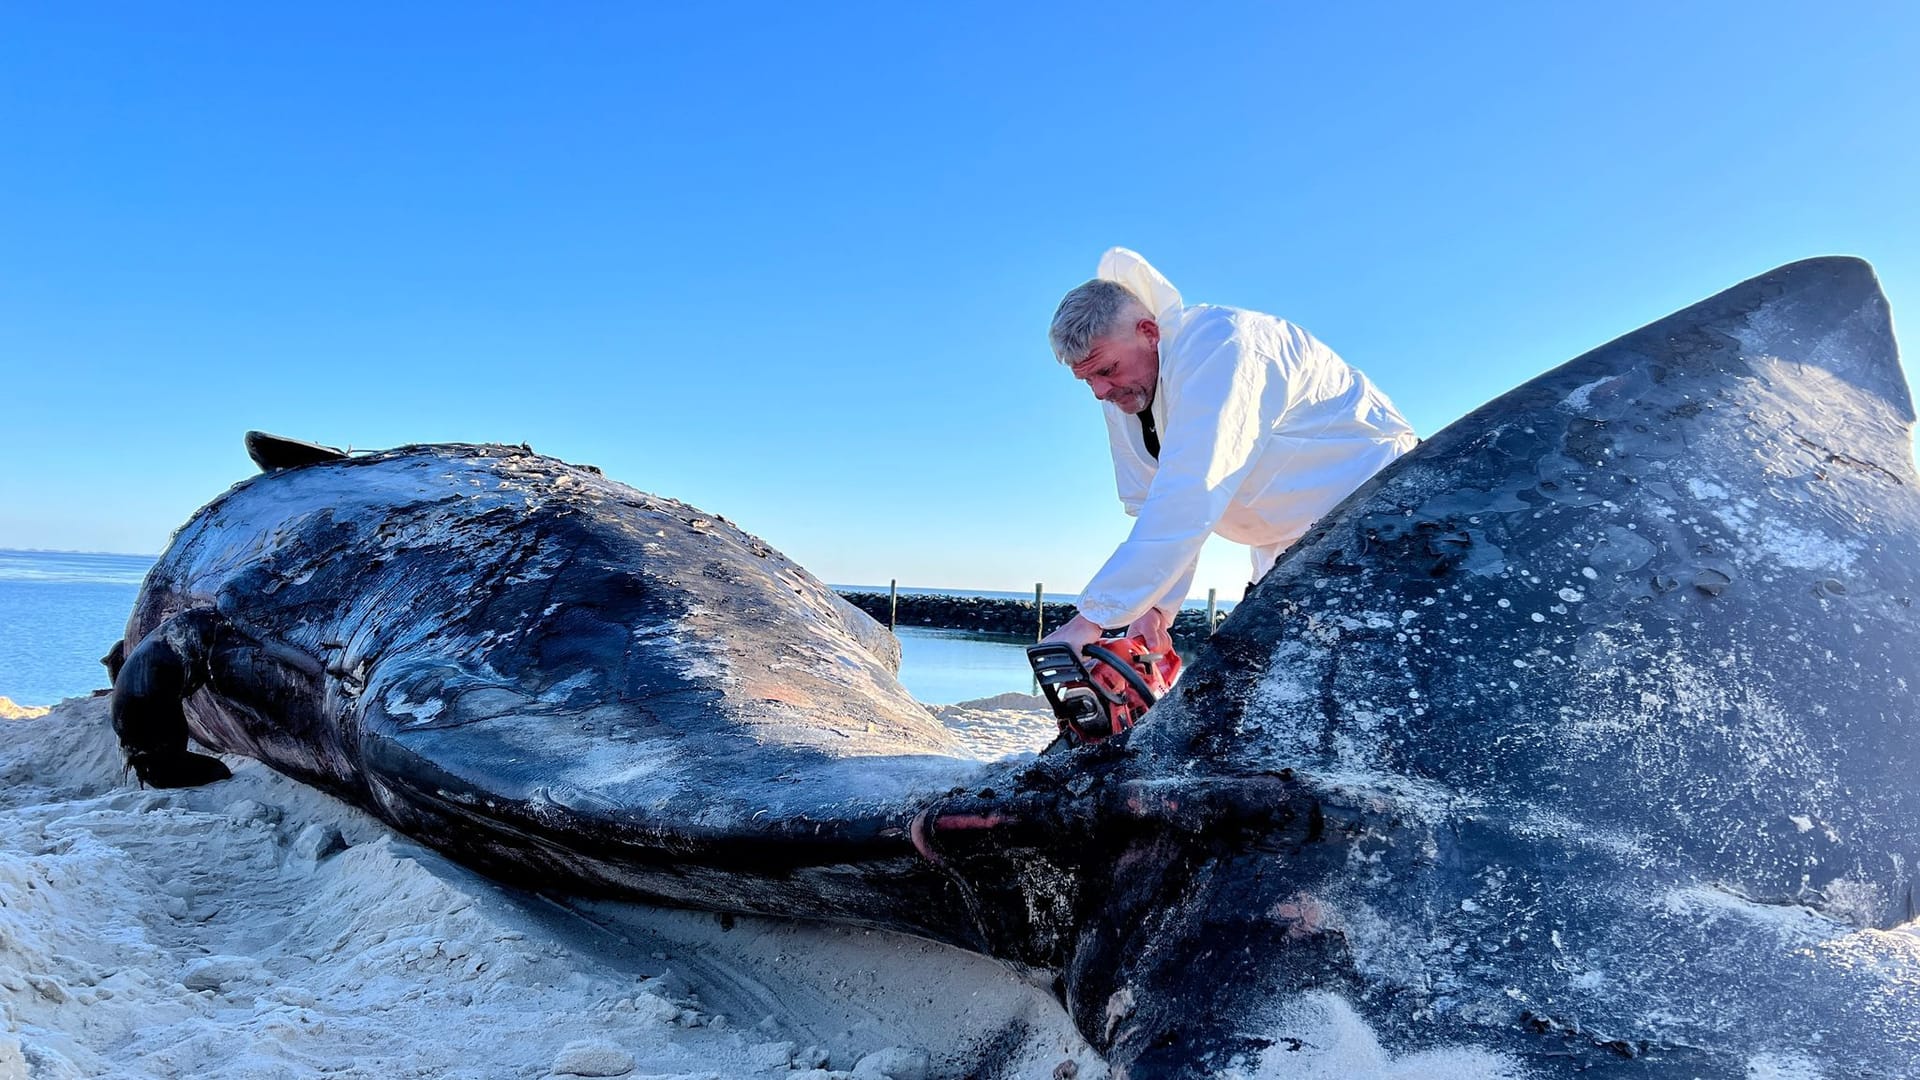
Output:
top-left (1041, 248), bottom-right (1418, 658)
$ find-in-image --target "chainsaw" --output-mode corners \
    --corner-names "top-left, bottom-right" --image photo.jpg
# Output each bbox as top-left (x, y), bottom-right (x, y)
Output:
top-left (1026, 635), bottom-right (1181, 748)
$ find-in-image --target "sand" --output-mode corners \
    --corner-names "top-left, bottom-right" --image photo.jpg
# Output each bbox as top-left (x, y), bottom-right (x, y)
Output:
top-left (0, 693), bottom-right (1106, 1080)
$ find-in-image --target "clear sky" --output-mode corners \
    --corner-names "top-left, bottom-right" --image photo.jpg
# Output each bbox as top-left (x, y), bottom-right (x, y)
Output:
top-left (3, 3), bottom-right (1916, 603)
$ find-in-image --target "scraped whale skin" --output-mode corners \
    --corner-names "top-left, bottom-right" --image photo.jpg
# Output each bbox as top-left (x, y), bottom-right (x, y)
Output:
top-left (112, 257), bottom-right (1919, 1077)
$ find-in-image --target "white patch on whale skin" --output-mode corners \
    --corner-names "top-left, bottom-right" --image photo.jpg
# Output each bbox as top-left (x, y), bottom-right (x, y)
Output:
top-left (382, 689), bottom-right (444, 724)
top-left (628, 620), bottom-right (730, 685)
top-left (1226, 992), bottom-right (1524, 1080)
top-left (1554, 632), bottom-right (1845, 831)
top-left (1561, 375), bottom-right (1619, 416)
top-left (1747, 1051), bottom-right (1829, 1080)
top-left (1736, 515), bottom-right (1858, 574)
top-left (1247, 640), bottom-right (1334, 756)
top-left (1306, 771), bottom-right (1468, 826)
top-left (1683, 477), bottom-right (1861, 573)
top-left (536, 671), bottom-right (597, 704)
top-left (1818, 877), bottom-right (1890, 929)
top-left (1503, 803), bottom-right (1650, 864)
top-left (544, 748), bottom-right (679, 793)
top-left (1803, 923), bottom-right (1920, 998)
top-left (1686, 477), bottom-right (1730, 502)
top-left (1328, 899), bottom-right (1432, 996)
top-left (1658, 885), bottom-right (1842, 942)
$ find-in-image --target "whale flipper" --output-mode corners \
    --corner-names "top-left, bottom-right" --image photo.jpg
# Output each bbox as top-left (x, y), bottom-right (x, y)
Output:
top-left (111, 610), bottom-right (234, 788)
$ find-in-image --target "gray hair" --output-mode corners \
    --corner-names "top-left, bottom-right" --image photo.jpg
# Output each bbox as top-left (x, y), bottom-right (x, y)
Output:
top-left (1049, 279), bottom-right (1151, 366)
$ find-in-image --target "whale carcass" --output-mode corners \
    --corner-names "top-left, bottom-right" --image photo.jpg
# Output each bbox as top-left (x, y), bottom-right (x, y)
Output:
top-left (112, 257), bottom-right (1920, 1077)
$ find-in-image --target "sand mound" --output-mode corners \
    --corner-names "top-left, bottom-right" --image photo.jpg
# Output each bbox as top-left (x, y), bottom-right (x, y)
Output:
top-left (924, 694), bottom-right (1056, 761)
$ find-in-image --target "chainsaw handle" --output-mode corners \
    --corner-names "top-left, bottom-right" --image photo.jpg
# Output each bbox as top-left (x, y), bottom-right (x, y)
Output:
top-left (1082, 643), bottom-right (1159, 709)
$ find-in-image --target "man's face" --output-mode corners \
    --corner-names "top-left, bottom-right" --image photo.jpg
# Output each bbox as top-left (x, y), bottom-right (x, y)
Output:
top-left (1069, 318), bottom-right (1160, 414)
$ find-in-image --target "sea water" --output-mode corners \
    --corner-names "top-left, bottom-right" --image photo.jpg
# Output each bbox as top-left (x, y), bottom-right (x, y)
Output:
top-left (0, 550), bottom-right (1044, 707)
top-left (0, 550), bottom-right (153, 706)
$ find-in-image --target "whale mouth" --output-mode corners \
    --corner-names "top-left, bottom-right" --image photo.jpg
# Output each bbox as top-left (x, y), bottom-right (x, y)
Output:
top-left (357, 705), bottom-right (977, 860)
top-left (344, 680), bottom-right (996, 941)
top-left (352, 715), bottom-right (989, 944)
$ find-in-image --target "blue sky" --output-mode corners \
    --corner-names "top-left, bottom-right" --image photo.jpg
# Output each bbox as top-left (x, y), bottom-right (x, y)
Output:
top-left (3, 3), bottom-right (1916, 602)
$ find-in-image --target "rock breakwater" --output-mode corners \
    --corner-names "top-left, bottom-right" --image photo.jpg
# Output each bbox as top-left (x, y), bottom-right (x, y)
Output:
top-left (834, 591), bottom-right (1222, 653)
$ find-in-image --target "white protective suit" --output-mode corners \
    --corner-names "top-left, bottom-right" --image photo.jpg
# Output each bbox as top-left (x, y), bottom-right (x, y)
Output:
top-left (1074, 249), bottom-right (1418, 629)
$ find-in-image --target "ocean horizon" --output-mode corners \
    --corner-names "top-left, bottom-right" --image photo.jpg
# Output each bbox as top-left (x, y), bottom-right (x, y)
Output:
top-left (0, 548), bottom-right (1236, 610)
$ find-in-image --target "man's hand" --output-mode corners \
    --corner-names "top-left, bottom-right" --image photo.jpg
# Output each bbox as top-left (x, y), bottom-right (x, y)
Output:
top-left (1040, 614), bottom-right (1106, 657)
top-left (1127, 606), bottom-right (1172, 653)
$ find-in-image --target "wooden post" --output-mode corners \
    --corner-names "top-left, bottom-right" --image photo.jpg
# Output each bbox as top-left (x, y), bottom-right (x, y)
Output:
top-left (1207, 588), bottom-right (1217, 635)
top-left (1035, 583), bottom-right (1045, 642)
top-left (889, 579), bottom-right (897, 630)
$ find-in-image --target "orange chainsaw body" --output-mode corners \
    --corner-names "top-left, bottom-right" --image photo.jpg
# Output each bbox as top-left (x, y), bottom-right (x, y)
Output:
top-left (1026, 635), bottom-right (1182, 747)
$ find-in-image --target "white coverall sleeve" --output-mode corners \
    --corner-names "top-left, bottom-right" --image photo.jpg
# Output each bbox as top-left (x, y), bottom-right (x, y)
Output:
top-left (1147, 554), bottom-right (1200, 627)
top-left (1103, 406), bottom-right (1152, 516)
top-left (1075, 320), bottom-right (1275, 628)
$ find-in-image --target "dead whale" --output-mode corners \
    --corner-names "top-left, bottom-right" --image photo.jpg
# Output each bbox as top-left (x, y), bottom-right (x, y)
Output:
top-left (114, 256), bottom-right (1920, 1077)
top-left (112, 441), bottom-right (986, 931)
